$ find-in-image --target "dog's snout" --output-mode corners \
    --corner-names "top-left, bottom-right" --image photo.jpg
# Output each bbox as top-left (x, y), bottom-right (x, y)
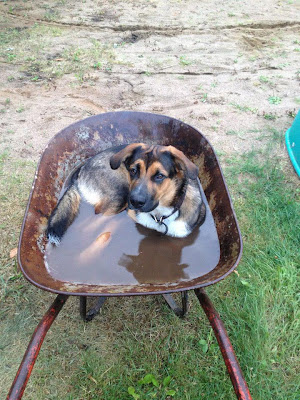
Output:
top-left (130, 194), bottom-right (147, 209)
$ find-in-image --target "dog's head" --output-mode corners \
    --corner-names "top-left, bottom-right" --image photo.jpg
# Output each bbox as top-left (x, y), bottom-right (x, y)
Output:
top-left (110, 143), bottom-right (198, 213)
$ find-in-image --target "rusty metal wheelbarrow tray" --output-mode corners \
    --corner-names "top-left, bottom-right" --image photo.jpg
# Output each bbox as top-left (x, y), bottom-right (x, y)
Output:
top-left (8, 112), bottom-right (252, 400)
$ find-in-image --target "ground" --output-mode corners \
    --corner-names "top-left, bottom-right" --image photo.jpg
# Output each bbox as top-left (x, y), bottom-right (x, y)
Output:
top-left (0, 1), bottom-right (299, 399)
top-left (1, 0), bottom-right (299, 160)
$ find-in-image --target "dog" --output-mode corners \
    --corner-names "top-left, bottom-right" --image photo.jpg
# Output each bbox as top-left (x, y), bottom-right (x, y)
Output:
top-left (47, 143), bottom-right (206, 246)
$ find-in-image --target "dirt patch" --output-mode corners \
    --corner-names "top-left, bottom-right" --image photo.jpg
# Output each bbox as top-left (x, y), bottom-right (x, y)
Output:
top-left (1, 0), bottom-right (300, 164)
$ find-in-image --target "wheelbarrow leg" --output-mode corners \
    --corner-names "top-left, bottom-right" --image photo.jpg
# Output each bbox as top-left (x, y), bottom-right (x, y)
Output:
top-left (6, 294), bottom-right (68, 400)
top-left (195, 288), bottom-right (252, 400)
top-left (79, 296), bottom-right (107, 322)
top-left (163, 291), bottom-right (189, 318)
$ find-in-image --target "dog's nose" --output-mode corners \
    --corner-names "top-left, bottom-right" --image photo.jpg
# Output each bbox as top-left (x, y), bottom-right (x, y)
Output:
top-left (130, 194), bottom-right (147, 209)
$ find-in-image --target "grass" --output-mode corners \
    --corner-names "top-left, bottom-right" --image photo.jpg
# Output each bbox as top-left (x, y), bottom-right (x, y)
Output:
top-left (230, 102), bottom-right (258, 114)
top-left (268, 96), bottom-right (282, 105)
top-left (0, 132), bottom-right (299, 399)
top-left (0, 25), bottom-right (119, 82)
top-left (263, 113), bottom-right (277, 120)
top-left (179, 56), bottom-right (192, 66)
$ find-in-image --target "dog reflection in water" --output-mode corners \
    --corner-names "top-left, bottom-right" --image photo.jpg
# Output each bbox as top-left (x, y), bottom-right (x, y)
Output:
top-left (118, 224), bottom-right (200, 284)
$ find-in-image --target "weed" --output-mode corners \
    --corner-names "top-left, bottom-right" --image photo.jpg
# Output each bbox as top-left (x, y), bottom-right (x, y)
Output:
top-left (179, 56), bottom-right (192, 66)
top-left (7, 53), bottom-right (17, 62)
top-left (72, 50), bottom-right (81, 62)
top-left (294, 98), bottom-right (300, 105)
top-left (198, 339), bottom-right (209, 353)
top-left (0, 26), bottom-right (117, 82)
top-left (44, 8), bottom-right (60, 21)
top-left (287, 110), bottom-right (296, 119)
top-left (93, 61), bottom-right (102, 69)
top-left (225, 130), bottom-right (246, 140)
top-left (75, 71), bottom-right (85, 82)
top-left (226, 130), bottom-right (239, 135)
top-left (259, 75), bottom-right (269, 83)
top-left (263, 113), bottom-right (277, 120)
top-left (201, 93), bottom-right (208, 103)
top-left (128, 373), bottom-right (177, 399)
top-left (277, 62), bottom-right (290, 69)
top-left (268, 96), bottom-right (281, 105)
top-left (230, 102), bottom-right (258, 114)
top-left (16, 106), bottom-right (25, 113)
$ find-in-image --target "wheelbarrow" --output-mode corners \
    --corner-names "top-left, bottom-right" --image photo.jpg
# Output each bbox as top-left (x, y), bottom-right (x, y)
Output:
top-left (7, 111), bottom-right (252, 400)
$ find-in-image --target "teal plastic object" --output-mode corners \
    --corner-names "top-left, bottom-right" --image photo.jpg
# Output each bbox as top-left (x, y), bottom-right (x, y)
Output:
top-left (285, 111), bottom-right (300, 178)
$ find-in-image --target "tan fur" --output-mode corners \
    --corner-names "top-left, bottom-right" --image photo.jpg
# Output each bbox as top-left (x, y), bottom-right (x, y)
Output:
top-left (95, 200), bottom-right (127, 216)
top-left (125, 148), bottom-right (200, 218)
top-left (162, 146), bottom-right (198, 179)
top-left (110, 143), bottom-right (146, 170)
top-left (178, 184), bottom-right (201, 221)
top-left (51, 186), bottom-right (81, 227)
top-left (147, 161), bottom-right (168, 177)
top-left (156, 178), bottom-right (178, 206)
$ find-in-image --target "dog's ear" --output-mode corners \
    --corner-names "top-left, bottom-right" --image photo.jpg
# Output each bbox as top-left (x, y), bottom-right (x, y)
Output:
top-left (110, 143), bottom-right (145, 170)
top-left (164, 145), bottom-right (198, 180)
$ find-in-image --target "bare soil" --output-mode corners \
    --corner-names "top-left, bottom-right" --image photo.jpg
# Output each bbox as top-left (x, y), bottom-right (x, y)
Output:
top-left (0, 0), bottom-right (299, 163)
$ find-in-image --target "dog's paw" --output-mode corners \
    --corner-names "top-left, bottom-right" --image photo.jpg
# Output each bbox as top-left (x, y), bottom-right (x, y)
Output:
top-left (167, 220), bottom-right (190, 238)
top-left (46, 228), bottom-right (62, 246)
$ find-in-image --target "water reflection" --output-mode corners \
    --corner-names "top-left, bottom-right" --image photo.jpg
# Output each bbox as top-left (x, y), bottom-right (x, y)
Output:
top-left (118, 224), bottom-right (200, 284)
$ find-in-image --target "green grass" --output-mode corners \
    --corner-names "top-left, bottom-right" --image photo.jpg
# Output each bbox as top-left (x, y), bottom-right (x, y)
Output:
top-left (263, 113), bottom-right (277, 120)
top-left (230, 102), bottom-right (258, 114)
top-left (0, 134), bottom-right (299, 399)
top-left (268, 96), bottom-right (282, 105)
top-left (0, 25), bottom-right (118, 82)
top-left (179, 56), bottom-right (192, 66)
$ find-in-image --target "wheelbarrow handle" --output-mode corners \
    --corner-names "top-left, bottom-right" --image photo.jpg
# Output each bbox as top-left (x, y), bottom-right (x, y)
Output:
top-left (195, 288), bottom-right (252, 400)
top-left (6, 294), bottom-right (68, 400)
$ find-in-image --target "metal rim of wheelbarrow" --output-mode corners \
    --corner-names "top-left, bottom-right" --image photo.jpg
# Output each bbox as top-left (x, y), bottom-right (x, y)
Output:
top-left (17, 111), bottom-right (243, 297)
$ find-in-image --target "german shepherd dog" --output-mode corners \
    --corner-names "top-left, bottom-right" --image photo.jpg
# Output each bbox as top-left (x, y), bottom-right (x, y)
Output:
top-left (47, 143), bottom-right (206, 246)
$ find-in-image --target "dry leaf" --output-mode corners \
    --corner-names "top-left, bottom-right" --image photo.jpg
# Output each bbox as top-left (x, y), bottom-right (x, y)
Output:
top-left (88, 375), bottom-right (98, 384)
top-left (10, 247), bottom-right (18, 258)
top-left (96, 232), bottom-right (111, 244)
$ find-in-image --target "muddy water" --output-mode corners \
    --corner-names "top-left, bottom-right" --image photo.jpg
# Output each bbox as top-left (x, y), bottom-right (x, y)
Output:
top-left (45, 188), bottom-right (220, 286)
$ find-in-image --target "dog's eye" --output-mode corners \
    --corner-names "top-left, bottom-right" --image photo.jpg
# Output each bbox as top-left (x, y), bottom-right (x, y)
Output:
top-left (129, 167), bottom-right (137, 177)
top-left (154, 173), bottom-right (165, 181)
